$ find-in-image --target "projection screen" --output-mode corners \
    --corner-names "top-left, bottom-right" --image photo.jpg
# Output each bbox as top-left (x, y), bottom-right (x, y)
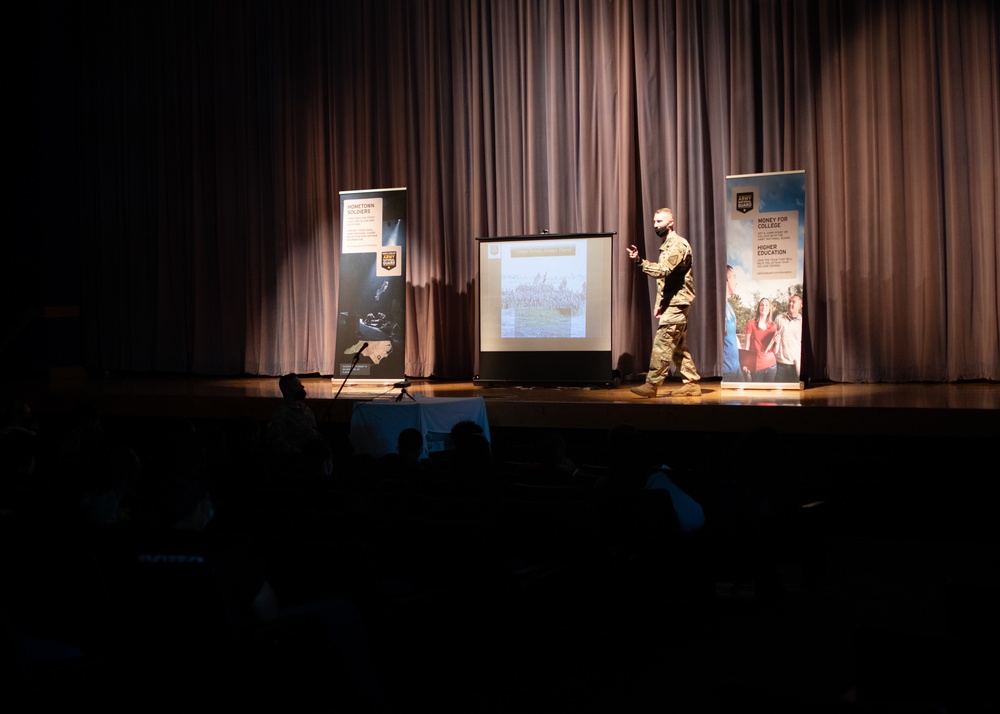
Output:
top-left (476, 233), bottom-right (614, 385)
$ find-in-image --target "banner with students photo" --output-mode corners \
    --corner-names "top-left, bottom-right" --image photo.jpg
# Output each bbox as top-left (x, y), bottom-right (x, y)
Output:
top-left (334, 187), bottom-right (407, 384)
top-left (723, 172), bottom-right (806, 390)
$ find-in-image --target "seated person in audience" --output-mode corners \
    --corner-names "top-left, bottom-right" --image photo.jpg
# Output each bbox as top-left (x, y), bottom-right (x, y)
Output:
top-left (534, 433), bottom-right (584, 486)
top-left (377, 428), bottom-right (424, 483)
top-left (449, 421), bottom-right (498, 483)
top-left (267, 374), bottom-right (322, 454)
top-left (79, 440), bottom-right (144, 525)
top-left (601, 424), bottom-right (704, 533)
top-left (396, 427), bottom-right (424, 465)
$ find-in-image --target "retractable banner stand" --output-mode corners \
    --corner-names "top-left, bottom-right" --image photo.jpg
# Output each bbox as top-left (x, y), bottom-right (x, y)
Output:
top-left (333, 187), bottom-right (407, 385)
top-left (723, 172), bottom-right (806, 390)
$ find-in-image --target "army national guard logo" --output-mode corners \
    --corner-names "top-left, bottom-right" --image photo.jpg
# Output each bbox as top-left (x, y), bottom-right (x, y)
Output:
top-left (381, 250), bottom-right (398, 271)
top-left (736, 191), bottom-right (755, 214)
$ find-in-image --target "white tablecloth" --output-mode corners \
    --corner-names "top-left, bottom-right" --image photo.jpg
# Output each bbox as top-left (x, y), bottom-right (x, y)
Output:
top-left (350, 396), bottom-right (491, 458)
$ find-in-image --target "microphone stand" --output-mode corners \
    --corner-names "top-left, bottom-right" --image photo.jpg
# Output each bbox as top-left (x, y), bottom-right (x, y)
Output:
top-left (333, 345), bottom-right (366, 400)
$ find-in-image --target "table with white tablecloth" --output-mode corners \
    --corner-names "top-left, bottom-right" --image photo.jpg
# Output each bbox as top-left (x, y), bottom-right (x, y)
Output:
top-left (349, 396), bottom-right (491, 459)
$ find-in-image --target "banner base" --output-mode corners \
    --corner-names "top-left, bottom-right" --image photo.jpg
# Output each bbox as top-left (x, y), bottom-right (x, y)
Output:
top-left (722, 381), bottom-right (805, 391)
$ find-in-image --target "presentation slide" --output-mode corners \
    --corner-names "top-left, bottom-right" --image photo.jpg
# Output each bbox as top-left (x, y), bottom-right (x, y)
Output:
top-left (479, 235), bottom-right (613, 353)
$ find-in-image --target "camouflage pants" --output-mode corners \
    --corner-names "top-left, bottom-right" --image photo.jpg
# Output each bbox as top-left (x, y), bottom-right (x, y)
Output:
top-left (647, 305), bottom-right (700, 385)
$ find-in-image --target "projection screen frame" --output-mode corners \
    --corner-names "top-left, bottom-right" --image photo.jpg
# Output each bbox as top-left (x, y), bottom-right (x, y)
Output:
top-left (474, 232), bottom-right (615, 387)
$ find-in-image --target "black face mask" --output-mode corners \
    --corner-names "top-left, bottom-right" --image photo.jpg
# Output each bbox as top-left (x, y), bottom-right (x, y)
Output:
top-left (655, 225), bottom-right (670, 237)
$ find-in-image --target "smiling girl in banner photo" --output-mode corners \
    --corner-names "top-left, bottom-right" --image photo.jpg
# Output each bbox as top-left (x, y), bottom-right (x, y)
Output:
top-left (744, 298), bottom-right (777, 382)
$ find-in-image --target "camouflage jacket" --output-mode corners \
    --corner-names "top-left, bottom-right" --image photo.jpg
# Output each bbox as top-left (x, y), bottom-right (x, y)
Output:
top-left (638, 231), bottom-right (696, 315)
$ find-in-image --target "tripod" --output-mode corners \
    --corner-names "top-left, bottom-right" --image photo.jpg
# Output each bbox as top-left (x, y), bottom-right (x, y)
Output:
top-left (393, 379), bottom-right (415, 402)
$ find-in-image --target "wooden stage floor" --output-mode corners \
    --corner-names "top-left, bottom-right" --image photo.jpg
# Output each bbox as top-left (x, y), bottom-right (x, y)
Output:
top-left (31, 374), bottom-right (1000, 440)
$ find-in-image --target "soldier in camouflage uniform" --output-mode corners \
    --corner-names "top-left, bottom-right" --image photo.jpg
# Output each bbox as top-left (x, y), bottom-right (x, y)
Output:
top-left (627, 208), bottom-right (701, 398)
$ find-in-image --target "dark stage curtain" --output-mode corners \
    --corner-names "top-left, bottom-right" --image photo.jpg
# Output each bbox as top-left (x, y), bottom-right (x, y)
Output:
top-left (62, 0), bottom-right (998, 381)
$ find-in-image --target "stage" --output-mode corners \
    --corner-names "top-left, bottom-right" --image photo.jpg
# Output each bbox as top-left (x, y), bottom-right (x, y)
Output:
top-left (30, 373), bottom-right (1000, 441)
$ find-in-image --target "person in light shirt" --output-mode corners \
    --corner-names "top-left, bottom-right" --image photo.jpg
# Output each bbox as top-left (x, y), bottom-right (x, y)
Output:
top-left (774, 295), bottom-right (803, 383)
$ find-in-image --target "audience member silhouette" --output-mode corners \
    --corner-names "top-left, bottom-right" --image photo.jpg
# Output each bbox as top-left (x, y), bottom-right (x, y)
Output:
top-left (267, 374), bottom-right (322, 454)
top-left (600, 424), bottom-right (704, 533)
top-left (79, 440), bottom-right (143, 525)
top-left (376, 428), bottom-right (424, 487)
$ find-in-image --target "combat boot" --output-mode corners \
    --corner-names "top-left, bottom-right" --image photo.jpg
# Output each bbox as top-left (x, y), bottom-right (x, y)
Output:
top-left (630, 382), bottom-right (658, 398)
top-left (671, 382), bottom-right (701, 397)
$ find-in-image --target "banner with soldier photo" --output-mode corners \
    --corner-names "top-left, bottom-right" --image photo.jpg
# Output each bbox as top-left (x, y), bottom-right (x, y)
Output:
top-left (334, 187), bottom-right (407, 384)
top-left (723, 171), bottom-right (805, 390)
